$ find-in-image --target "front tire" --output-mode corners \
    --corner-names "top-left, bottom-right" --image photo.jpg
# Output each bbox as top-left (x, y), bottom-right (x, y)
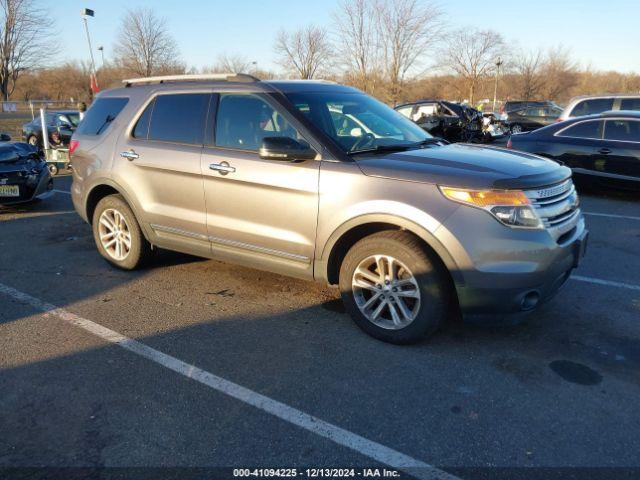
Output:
top-left (510, 123), bottom-right (523, 134)
top-left (27, 135), bottom-right (38, 147)
top-left (48, 164), bottom-right (58, 176)
top-left (92, 194), bottom-right (151, 270)
top-left (339, 231), bottom-right (450, 344)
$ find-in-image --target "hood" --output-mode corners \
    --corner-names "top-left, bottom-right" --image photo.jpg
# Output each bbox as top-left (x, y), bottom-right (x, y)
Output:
top-left (0, 142), bottom-right (39, 164)
top-left (355, 143), bottom-right (571, 190)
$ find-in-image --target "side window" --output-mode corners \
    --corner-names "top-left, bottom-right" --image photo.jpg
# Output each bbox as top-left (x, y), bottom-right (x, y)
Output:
top-left (395, 106), bottom-right (412, 118)
top-left (215, 94), bottom-right (303, 151)
top-left (76, 98), bottom-right (129, 136)
top-left (148, 93), bottom-right (210, 145)
top-left (557, 120), bottom-right (603, 139)
top-left (604, 120), bottom-right (640, 142)
top-left (570, 98), bottom-right (614, 117)
top-left (132, 99), bottom-right (154, 139)
top-left (620, 98), bottom-right (640, 111)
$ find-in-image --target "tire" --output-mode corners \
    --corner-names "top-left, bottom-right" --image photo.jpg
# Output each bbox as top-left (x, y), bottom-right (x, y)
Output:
top-left (510, 123), bottom-right (522, 134)
top-left (48, 164), bottom-right (58, 176)
top-left (339, 230), bottom-right (450, 344)
top-left (27, 135), bottom-right (38, 147)
top-left (92, 194), bottom-right (151, 270)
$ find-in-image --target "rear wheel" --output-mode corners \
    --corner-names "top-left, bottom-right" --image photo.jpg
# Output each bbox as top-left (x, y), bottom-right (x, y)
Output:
top-left (339, 231), bottom-right (450, 344)
top-left (92, 194), bottom-right (151, 270)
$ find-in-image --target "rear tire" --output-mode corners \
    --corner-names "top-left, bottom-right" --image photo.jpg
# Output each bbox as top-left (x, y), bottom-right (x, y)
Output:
top-left (339, 231), bottom-right (450, 344)
top-left (92, 194), bottom-right (151, 270)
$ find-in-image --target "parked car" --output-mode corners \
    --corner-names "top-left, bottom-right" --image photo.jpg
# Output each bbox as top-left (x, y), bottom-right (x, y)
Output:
top-left (71, 74), bottom-right (587, 344)
top-left (0, 142), bottom-right (53, 205)
top-left (507, 111), bottom-right (640, 190)
top-left (558, 94), bottom-right (640, 121)
top-left (22, 110), bottom-right (81, 149)
top-left (395, 99), bottom-right (499, 142)
top-left (505, 105), bottom-right (564, 133)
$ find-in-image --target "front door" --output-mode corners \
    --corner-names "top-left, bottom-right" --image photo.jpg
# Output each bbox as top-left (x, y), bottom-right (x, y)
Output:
top-left (201, 93), bottom-right (320, 278)
top-left (115, 92), bottom-right (212, 255)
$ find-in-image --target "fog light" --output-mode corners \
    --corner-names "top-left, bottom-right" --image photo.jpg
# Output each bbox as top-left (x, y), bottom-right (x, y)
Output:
top-left (521, 291), bottom-right (540, 310)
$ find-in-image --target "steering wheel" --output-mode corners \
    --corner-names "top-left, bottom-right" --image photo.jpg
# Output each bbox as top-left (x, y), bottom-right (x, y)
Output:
top-left (350, 133), bottom-right (375, 152)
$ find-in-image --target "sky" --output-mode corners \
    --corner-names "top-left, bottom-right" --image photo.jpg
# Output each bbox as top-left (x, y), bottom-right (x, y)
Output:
top-left (54, 0), bottom-right (640, 74)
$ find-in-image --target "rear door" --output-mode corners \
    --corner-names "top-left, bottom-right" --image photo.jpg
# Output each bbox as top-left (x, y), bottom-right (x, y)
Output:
top-left (620, 98), bottom-right (640, 112)
top-left (200, 92), bottom-right (320, 278)
top-left (596, 119), bottom-right (640, 181)
top-left (115, 91), bottom-right (211, 256)
top-left (553, 119), bottom-right (604, 171)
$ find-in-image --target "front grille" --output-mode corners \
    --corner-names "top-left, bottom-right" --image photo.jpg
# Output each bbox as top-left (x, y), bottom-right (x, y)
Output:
top-left (526, 179), bottom-right (581, 243)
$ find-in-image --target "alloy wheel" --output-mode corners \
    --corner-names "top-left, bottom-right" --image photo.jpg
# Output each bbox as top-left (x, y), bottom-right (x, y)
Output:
top-left (98, 208), bottom-right (132, 261)
top-left (351, 254), bottom-right (421, 330)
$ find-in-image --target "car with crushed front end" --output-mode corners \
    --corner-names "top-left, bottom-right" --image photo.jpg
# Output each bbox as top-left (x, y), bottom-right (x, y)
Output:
top-left (0, 143), bottom-right (53, 206)
top-left (70, 74), bottom-right (588, 344)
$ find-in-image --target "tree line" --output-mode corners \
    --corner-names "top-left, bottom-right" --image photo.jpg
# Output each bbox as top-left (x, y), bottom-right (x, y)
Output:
top-left (2, 0), bottom-right (639, 107)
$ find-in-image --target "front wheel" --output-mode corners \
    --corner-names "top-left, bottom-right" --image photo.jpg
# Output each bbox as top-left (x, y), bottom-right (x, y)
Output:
top-left (48, 164), bottom-right (58, 176)
top-left (510, 123), bottom-right (523, 134)
top-left (27, 135), bottom-right (38, 147)
top-left (339, 231), bottom-right (450, 344)
top-left (92, 194), bottom-right (151, 270)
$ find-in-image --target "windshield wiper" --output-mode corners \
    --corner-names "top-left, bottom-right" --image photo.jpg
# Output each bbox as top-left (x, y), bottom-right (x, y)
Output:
top-left (349, 138), bottom-right (444, 155)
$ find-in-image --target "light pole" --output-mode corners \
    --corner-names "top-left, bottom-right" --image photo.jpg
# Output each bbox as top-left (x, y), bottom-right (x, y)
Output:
top-left (81, 8), bottom-right (98, 89)
top-left (97, 45), bottom-right (105, 67)
top-left (492, 56), bottom-right (503, 112)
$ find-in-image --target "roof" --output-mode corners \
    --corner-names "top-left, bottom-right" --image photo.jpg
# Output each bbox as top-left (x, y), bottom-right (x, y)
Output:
top-left (569, 110), bottom-right (640, 120)
top-left (567, 93), bottom-right (640, 102)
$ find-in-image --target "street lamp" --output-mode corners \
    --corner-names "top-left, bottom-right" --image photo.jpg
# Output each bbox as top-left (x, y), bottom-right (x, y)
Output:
top-left (81, 8), bottom-right (99, 90)
top-left (97, 45), bottom-right (105, 66)
top-left (492, 56), bottom-right (503, 112)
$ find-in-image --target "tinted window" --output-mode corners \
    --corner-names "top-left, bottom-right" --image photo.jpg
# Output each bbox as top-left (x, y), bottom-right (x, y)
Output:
top-left (215, 94), bottom-right (303, 151)
top-left (148, 94), bottom-right (209, 145)
top-left (604, 120), bottom-right (640, 142)
top-left (620, 98), bottom-right (640, 111)
top-left (570, 98), bottom-right (614, 117)
top-left (133, 100), bottom-right (154, 139)
top-left (76, 97), bottom-right (129, 135)
top-left (558, 120), bottom-right (603, 139)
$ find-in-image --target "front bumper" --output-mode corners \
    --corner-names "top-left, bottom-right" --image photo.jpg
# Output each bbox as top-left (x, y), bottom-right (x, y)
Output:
top-left (437, 205), bottom-right (588, 314)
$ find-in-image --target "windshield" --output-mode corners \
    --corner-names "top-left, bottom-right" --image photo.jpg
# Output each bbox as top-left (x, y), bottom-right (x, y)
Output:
top-left (285, 92), bottom-right (432, 154)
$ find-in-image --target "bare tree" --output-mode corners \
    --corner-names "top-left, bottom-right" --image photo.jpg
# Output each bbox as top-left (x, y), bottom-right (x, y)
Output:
top-left (274, 25), bottom-right (332, 79)
top-left (440, 28), bottom-right (506, 105)
top-left (376, 0), bottom-right (443, 105)
top-left (207, 53), bottom-right (255, 74)
top-left (114, 7), bottom-right (183, 77)
top-left (541, 45), bottom-right (578, 101)
top-left (514, 49), bottom-right (545, 100)
top-left (332, 0), bottom-right (378, 92)
top-left (0, 0), bottom-right (54, 101)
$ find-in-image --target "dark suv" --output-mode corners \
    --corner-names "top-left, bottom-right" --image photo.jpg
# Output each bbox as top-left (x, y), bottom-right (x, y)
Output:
top-left (70, 74), bottom-right (588, 344)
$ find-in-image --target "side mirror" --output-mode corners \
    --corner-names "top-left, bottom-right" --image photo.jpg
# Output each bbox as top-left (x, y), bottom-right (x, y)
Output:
top-left (0, 133), bottom-right (11, 142)
top-left (259, 137), bottom-right (316, 162)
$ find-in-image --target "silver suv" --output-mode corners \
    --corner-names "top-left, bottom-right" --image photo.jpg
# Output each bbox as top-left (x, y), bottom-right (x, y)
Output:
top-left (70, 74), bottom-right (588, 344)
top-left (559, 94), bottom-right (640, 121)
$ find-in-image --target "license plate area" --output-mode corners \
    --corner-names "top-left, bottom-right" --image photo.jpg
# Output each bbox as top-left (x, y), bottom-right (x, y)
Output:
top-left (0, 185), bottom-right (19, 197)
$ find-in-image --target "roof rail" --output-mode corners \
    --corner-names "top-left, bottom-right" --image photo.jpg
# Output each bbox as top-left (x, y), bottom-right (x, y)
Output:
top-left (122, 73), bottom-right (260, 86)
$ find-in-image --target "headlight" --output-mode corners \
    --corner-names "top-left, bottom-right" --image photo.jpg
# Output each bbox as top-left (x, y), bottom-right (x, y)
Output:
top-left (439, 186), bottom-right (543, 229)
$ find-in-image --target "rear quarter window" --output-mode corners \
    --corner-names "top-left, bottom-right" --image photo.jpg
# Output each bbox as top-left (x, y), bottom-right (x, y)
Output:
top-left (76, 97), bottom-right (129, 135)
top-left (557, 120), bottom-right (604, 139)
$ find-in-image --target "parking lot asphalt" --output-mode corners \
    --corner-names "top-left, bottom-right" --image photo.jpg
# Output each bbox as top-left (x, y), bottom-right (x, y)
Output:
top-left (1, 175), bottom-right (639, 479)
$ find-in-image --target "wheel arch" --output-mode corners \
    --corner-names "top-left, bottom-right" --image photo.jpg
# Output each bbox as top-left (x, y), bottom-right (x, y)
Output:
top-left (317, 214), bottom-right (463, 288)
top-left (84, 179), bottom-right (150, 238)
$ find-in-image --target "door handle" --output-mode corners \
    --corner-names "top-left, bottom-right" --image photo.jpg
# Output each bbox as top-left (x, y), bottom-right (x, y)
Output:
top-left (120, 149), bottom-right (139, 161)
top-left (209, 162), bottom-right (235, 175)
top-left (598, 148), bottom-right (612, 155)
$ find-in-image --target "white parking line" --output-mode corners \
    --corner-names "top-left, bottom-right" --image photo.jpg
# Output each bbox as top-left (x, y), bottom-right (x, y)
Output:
top-left (53, 189), bottom-right (71, 195)
top-left (583, 212), bottom-right (640, 221)
top-left (572, 275), bottom-right (640, 292)
top-left (0, 282), bottom-right (458, 480)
